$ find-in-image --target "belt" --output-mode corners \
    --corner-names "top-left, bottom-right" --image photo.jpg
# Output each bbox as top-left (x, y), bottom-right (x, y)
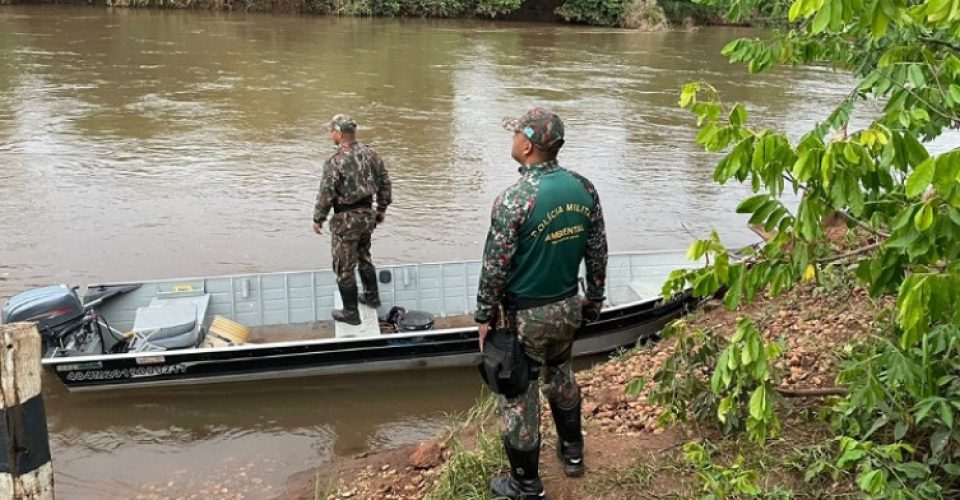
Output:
top-left (333, 197), bottom-right (373, 214)
top-left (506, 288), bottom-right (579, 310)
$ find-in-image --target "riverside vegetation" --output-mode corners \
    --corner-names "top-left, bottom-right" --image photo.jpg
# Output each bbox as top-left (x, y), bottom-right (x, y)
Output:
top-left (0, 0), bottom-right (769, 28)
top-left (304, 0), bottom-right (960, 498)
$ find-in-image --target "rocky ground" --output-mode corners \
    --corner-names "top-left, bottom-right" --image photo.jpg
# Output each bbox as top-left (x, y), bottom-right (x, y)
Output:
top-left (282, 278), bottom-right (888, 499)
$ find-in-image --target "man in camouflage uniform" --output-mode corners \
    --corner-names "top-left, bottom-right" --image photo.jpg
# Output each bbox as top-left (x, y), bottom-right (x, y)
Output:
top-left (313, 114), bottom-right (392, 325)
top-left (476, 107), bottom-right (608, 499)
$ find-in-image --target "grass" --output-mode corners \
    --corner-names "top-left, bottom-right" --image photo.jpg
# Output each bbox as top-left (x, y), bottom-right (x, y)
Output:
top-left (314, 467), bottom-right (339, 500)
top-left (423, 427), bottom-right (506, 500)
top-left (424, 389), bottom-right (506, 499)
top-left (582, 462), bottom-right (656, 496)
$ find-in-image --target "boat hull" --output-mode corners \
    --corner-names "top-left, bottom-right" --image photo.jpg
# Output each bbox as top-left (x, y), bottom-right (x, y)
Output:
top-left (44, 293), bottom-right (693, 391)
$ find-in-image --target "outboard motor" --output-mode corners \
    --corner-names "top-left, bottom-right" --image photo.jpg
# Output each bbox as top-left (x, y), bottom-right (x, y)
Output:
top-left (1, 285), bottom-right (88, 350)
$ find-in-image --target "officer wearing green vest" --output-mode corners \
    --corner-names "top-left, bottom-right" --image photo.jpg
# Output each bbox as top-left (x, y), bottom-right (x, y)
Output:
top-left (476, 107), bottom-right (608, 499)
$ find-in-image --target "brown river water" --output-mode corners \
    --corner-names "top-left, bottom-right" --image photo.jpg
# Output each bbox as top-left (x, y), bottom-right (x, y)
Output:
top-left (0, 5), bottom-right (863, 498)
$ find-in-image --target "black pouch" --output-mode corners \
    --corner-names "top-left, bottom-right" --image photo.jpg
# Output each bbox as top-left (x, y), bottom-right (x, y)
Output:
top-left (476, 325), bottom-right (530, 399)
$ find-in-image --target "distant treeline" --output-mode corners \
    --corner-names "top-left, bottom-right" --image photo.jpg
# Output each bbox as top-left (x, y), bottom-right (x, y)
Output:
top-left (3, 0), bottom-right (788, 28)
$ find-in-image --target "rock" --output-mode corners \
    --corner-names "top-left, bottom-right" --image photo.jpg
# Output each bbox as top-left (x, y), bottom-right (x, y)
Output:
top-left (596, 387), bottom-right (625, 408)
top-left (409, 442), bottom-right (444, 469)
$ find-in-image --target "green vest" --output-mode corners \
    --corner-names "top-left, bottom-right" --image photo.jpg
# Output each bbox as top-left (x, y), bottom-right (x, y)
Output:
top-left (507, 165), bottom-right (596, 303)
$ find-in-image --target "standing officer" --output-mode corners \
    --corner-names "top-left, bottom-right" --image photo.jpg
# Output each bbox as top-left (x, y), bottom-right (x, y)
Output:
top-left (313, 114), bottom-right (392, 325)
top-left (475, 107), bottom-right (608, 499)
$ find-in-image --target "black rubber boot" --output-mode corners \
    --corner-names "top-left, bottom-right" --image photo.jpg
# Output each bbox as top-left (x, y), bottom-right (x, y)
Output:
top-left (489, 436), bottom-right (547, 499)
top-left (332, 285), bottom-right (362, 325)
top-left (550, 398), bottom-right (585, 477)
top-left (357, 267), bottom-right (381, 308)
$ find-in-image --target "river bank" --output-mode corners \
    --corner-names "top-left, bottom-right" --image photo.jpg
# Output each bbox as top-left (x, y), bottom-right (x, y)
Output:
top-left (284, 274), bottom-right (887, 499)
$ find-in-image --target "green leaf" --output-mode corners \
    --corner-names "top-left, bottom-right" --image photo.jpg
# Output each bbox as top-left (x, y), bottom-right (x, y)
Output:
top-left (931, 428), bottom-right (950, 454)
top-left (914, 202), bottom-right (934, 231)
top-left (895, 421), bottom-right (909, 440)
top-left (724, 266), bottom-right (744, 310)
top-left (906, 158), bottom-right (935, 198)
top-left (843, 143), bottom-right (861, 164)
top-left (718, 395), bottom-right (733, 423)
top-left (857, 468), bottom-right (886, 495)
top-left (829, 0), bottom-right (843, 30)
top-left (792, 149), bottom-right (816, 182)
top-left (749, 200), bottom-right (778, 225)
top-left (625, 377), bottom-right (647, 396)
top-left (729, 103), bottom-right (748, 127)
top-left (914, 397), bottom-right (940, 423)
top-left (872, 8), bottom-right (890, 38)
top-left (686, 240), bottom-right (707, 260)
top-left (805, 461), bottom-right (825, 482)
top-left (741, 339), bottom-right (754, 365)
top-left (902, 132), bottom-right (930, 165)
top-left (908, 64), bottom-right (925, 88)
top-left (942, 402), bottom-right (955, 428)
top-left (894, 462), bottom-right (929, 479)
top-left (736, 194), bottom-right (769, 214)
top-left (943, 463), bottom-right (960, 476)
top-left (838, 447), bottom-right (866, 468)
top-left (749, 385), bottom-right (767, 420)
top-left (949, 84), bottom-right (960, 104)
top-left (765, 342), bottom-right (783, 359)
top-left (788, 0), bottom-right (804, 21)
top-left (812, 0), bottom-right (832, 33)
top-left (712, 355), bottom-right (727, 392)
top-left (679, 83), bottom-right (700, 108)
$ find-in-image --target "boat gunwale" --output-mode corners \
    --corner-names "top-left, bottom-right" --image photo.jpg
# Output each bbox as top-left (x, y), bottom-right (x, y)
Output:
top-left (79, 249), bottom-right (689, 289)
top-left (41, 294), bottom-right (676, 366)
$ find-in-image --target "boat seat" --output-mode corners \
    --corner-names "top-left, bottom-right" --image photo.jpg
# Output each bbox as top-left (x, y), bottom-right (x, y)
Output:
top-left (130, 293), bottom-right (211, 352)
top-left (334, 302), bottom-right (380, 339)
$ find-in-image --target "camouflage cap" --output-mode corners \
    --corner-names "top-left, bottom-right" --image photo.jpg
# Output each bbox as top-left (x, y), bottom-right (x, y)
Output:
top-left (502, 107), bottom-right (565, 152)
top-left (327, 114), bottom-right (357, 134)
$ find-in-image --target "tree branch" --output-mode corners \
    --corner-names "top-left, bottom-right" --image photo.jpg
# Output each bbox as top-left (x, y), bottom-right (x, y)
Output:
top-left (777, 387), bottom-right (848, 397)
top-left (817, 241), bottom-right (885, 263)
top-left (922, 37), bottom-right (960, 54)
top-left (837, 210), bottom-right (890, 239)
top-left (887, 78), bottom-right (960, 123)
top-left (783, 172), bottom-right (891, 238)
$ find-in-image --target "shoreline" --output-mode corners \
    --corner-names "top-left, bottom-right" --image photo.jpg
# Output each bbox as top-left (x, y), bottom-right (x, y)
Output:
top-left (285, 277), bottom-right (886, 498)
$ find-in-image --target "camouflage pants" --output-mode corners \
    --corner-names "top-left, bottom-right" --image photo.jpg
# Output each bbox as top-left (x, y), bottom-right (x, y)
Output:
top-left (330, 210), bottom-right (377, 288)
top-left (498, 295), bottom-right (582, 450)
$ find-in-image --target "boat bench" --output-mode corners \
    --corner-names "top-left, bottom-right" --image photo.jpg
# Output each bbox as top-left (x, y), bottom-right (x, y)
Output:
top-left (333, 300), bottom-right (380, 339)
top-left (129, 292), bottom-right (211, 352)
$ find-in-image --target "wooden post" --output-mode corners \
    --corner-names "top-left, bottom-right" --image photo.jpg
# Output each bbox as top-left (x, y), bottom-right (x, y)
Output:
top-left (1, 323), bottom-right (54, 500)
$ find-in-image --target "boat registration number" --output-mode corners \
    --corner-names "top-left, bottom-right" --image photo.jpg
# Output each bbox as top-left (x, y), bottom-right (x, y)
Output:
top-left (64, 364), bottom-right (187, 381)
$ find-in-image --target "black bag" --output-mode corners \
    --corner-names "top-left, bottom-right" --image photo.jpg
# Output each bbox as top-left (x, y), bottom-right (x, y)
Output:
top-left (476, 327), bottom-right (530, 398)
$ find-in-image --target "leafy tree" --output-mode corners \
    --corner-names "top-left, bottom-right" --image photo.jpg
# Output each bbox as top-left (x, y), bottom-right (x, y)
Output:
top-left (657, 0), bottom-right (960, 495)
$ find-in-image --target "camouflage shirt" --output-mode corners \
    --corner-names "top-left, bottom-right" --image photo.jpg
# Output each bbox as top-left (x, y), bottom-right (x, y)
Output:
top-left (313, 140), bottom-right (392, 223)
top-left (475, 160), bottom-right (608, 323)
